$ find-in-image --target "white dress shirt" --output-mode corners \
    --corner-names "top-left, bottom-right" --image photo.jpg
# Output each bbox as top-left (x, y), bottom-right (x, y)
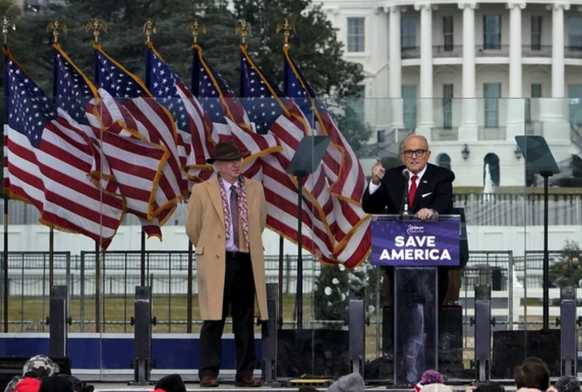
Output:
top-left (222, 178), bottom-right (240, 252)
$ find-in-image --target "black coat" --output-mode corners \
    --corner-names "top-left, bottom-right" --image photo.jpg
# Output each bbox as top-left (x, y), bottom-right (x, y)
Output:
top-left (361, 163), bottom-right (455, 215)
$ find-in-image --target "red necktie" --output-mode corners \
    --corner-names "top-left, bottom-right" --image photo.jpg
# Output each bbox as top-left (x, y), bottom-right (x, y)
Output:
top-left (408, 175), bottom-right (418, 206)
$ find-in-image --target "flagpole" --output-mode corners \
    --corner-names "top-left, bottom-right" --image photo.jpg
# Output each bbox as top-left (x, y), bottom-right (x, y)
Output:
top-left (2, 16), bottom-right (16, 333)
top-left (278, 235), bottom-right (283, 328)
top-left (95, 241), bottom-right (100, 333)
top-left (187, 238), bottom-right (193, 333)
top-left (140, 19), bottom-right (158, 287)
top-left (47, 20), bottom-right (66, 288)
top-left (275, 19), bottom-right (296, 329)
top-left (2, 194), bottom-right (8, 332)
top-left (86, 18), bottom-right (107, 334)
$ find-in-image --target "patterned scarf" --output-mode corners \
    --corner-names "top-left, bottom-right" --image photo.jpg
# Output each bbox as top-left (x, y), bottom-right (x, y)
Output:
top-left (217, 174), bottom-right (250, 251)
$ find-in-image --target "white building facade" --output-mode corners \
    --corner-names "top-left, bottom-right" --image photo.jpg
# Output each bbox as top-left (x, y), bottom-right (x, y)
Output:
top-left (315, 0), bottom-right (582, 187)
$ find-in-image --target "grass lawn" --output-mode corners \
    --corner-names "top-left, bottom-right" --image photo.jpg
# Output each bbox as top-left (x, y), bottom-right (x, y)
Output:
top-left (2, 294), bottom-right (386, 359)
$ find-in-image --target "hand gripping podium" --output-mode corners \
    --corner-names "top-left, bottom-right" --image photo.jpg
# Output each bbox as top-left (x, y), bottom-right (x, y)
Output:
top-left (371, 214), bottom-right (461, 385)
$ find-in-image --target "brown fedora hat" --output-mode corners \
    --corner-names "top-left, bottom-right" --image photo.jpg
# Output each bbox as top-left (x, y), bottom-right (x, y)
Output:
top-left (206, 141), bottom-right (250, 164)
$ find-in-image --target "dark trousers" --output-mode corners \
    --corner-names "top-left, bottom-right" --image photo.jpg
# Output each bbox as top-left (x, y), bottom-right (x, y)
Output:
top-left (199, 252), bottom-right (256, 380)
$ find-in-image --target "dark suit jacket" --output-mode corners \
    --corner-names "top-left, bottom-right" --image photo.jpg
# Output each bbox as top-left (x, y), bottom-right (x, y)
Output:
top-left (361, 163), bottom-right (455, 215)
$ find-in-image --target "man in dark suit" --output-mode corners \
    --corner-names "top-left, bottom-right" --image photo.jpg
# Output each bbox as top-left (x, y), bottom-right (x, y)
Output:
top-left (362, 134), bottom-right (455, 383)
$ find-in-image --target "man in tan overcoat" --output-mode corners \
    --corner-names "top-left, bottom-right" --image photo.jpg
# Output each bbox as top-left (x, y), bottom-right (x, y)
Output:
top-left (186, 141), bottom-right (268, 388)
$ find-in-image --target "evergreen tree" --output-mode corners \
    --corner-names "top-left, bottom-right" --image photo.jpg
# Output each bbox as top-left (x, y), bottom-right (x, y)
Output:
top-left (5, 0), bottom-right (245, 92)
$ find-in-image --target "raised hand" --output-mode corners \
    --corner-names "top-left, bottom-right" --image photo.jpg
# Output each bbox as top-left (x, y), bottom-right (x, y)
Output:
top-left (372, 157), bottom-right (385, 185)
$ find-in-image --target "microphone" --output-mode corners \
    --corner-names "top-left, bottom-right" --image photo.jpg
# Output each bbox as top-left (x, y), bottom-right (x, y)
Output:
top-left (399, 169), bottom-right (410, 219)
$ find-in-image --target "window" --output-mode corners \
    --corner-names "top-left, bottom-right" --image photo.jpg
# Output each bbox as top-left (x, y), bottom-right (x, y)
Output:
top-left (531, 16), bottom-right (542, 51)
top-left (443, 16), bottom-right (454, 51)
top-left (484, 83), bottom-right (501, 128)
top-left (402, 85), bottom-right (417, 130)
top-left (484, 153), bottom-right (500, 187)
top-left (568, 17), bottom-right (582, 50)
top-left (527, 84), bottom-right (542, 123)
top-left (569, 84), bottom-right (582, 126)
top-left (401, 17), bottom-right (417, 50)
top-left (531, 84), bottom-right (542, 98)
top-left (483, 15), bottom-right (501, 50)
top-left (347, 17), bottom-right (365, 52)
top-left (443, 84), bottom-right (454, 129)
top-left (347, 85), bottom-right (365, 124)
top-left (437, 153), bottom-right (452, 171)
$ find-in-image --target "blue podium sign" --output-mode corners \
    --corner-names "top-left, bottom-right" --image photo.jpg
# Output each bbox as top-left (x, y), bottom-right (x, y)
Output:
top-left (371, 219), bottom-right (461, 266)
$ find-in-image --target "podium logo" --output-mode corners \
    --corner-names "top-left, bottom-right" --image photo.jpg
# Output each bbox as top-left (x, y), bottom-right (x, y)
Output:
top-left (407, 224), bottom-right (424, 235)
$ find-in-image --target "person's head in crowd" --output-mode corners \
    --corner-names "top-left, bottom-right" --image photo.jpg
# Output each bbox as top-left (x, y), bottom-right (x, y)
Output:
top-left (475, 381), bottom-right (506, 392)
top-left (555, 375), bottom-right (581, 392)
top-left (421, 370), bottom-right (445, 386)
top-left (423, 384), bottom-right (454, 392)
top-left (514, 357), bottom-right (550, 390)
top-left (153, 374), bottom-right (186, 392)
top-left (327, 372), bottom-right (365, 392)
top-left (38, 376), bottom-right (72, 392)
top-left (4, 355), bottom-right (60, 392)
top-left (22, 356), bottom-right (59, 379)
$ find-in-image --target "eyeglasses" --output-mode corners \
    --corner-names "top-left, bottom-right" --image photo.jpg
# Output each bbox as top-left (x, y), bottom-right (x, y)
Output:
top-left (402, 149), bottom-right (427, 158)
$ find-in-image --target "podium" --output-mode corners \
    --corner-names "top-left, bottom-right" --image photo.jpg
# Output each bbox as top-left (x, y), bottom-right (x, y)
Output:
top-left (371, 214), bottom-right (461, 385)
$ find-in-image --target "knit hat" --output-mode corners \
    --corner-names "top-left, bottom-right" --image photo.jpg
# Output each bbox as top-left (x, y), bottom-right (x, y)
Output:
top-left (22, 356), bottom-right (59, 379)
top-left (421, 370), bottom-right (445, 385)
top-left (327, 372), bottom-right (365, 392)
top-left (555, 375), bottom-right (580, 392)
top-left (154, 374), bottom-right (186, 392)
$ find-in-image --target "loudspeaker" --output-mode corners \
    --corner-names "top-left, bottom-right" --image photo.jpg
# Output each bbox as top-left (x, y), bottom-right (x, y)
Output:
top-left (491, 330), bottom-right (560, 379)
top-left (0, 356), bottom-right (71, 392)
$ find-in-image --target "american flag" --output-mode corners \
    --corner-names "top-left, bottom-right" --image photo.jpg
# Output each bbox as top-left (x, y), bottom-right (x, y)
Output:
top-left (240, 46), bottom-right (338, 264)
top-left (283, 48), bottom-right (371, 268)
top-left (53, 44), bottom-right (165, 238)
top-left (93, 44), bottom-right (184, 225)
top-left (3, 47), bottom-right (124, 249)
top-left (146, 42), bottom-right (213, 185)
top-left (191, 44), bottom-right (281, 181)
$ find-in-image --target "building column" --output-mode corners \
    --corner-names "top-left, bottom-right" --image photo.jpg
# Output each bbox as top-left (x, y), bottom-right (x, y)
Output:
top-left (416, 4), bottom-right (434, 137)
top-left (506, 2), bottom-right (526, 140)
top-left (459, 2), bottom-right (478, 141)
top-left (538, 3), bottom-right (570, 144)
top-left (375, 7), bottom-right (391, 137)
top-left (388, 6), bottom-right (404, 130)
top-left (508, 2), bottom-right (524, 98)
top-left (552, 3), bottom-right (568, 98)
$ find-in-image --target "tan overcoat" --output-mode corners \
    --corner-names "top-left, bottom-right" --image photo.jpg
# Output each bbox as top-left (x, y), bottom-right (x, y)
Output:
top-left (185, 176), bottom-right (268, 321)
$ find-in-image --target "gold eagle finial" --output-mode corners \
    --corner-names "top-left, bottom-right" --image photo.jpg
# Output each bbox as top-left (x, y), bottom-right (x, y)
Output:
top-left (85, 19), bottom-right (107, 44)
top-left (2, 17), bottom-right (16, 46)
top-left (143, 19), bottom-right (156, 43)
top-left (235, 20), bottom-right (250, 45)
top-left (276, 18), bottom-right (295, 46)
top-left (47, 20), bottom-right (67, 44)
top-left (188, 19), bottom-right (206, 44)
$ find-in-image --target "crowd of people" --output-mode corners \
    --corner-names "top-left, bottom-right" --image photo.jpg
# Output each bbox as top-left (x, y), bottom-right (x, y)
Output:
top-left (3, 353), bottom-right (582, 392)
